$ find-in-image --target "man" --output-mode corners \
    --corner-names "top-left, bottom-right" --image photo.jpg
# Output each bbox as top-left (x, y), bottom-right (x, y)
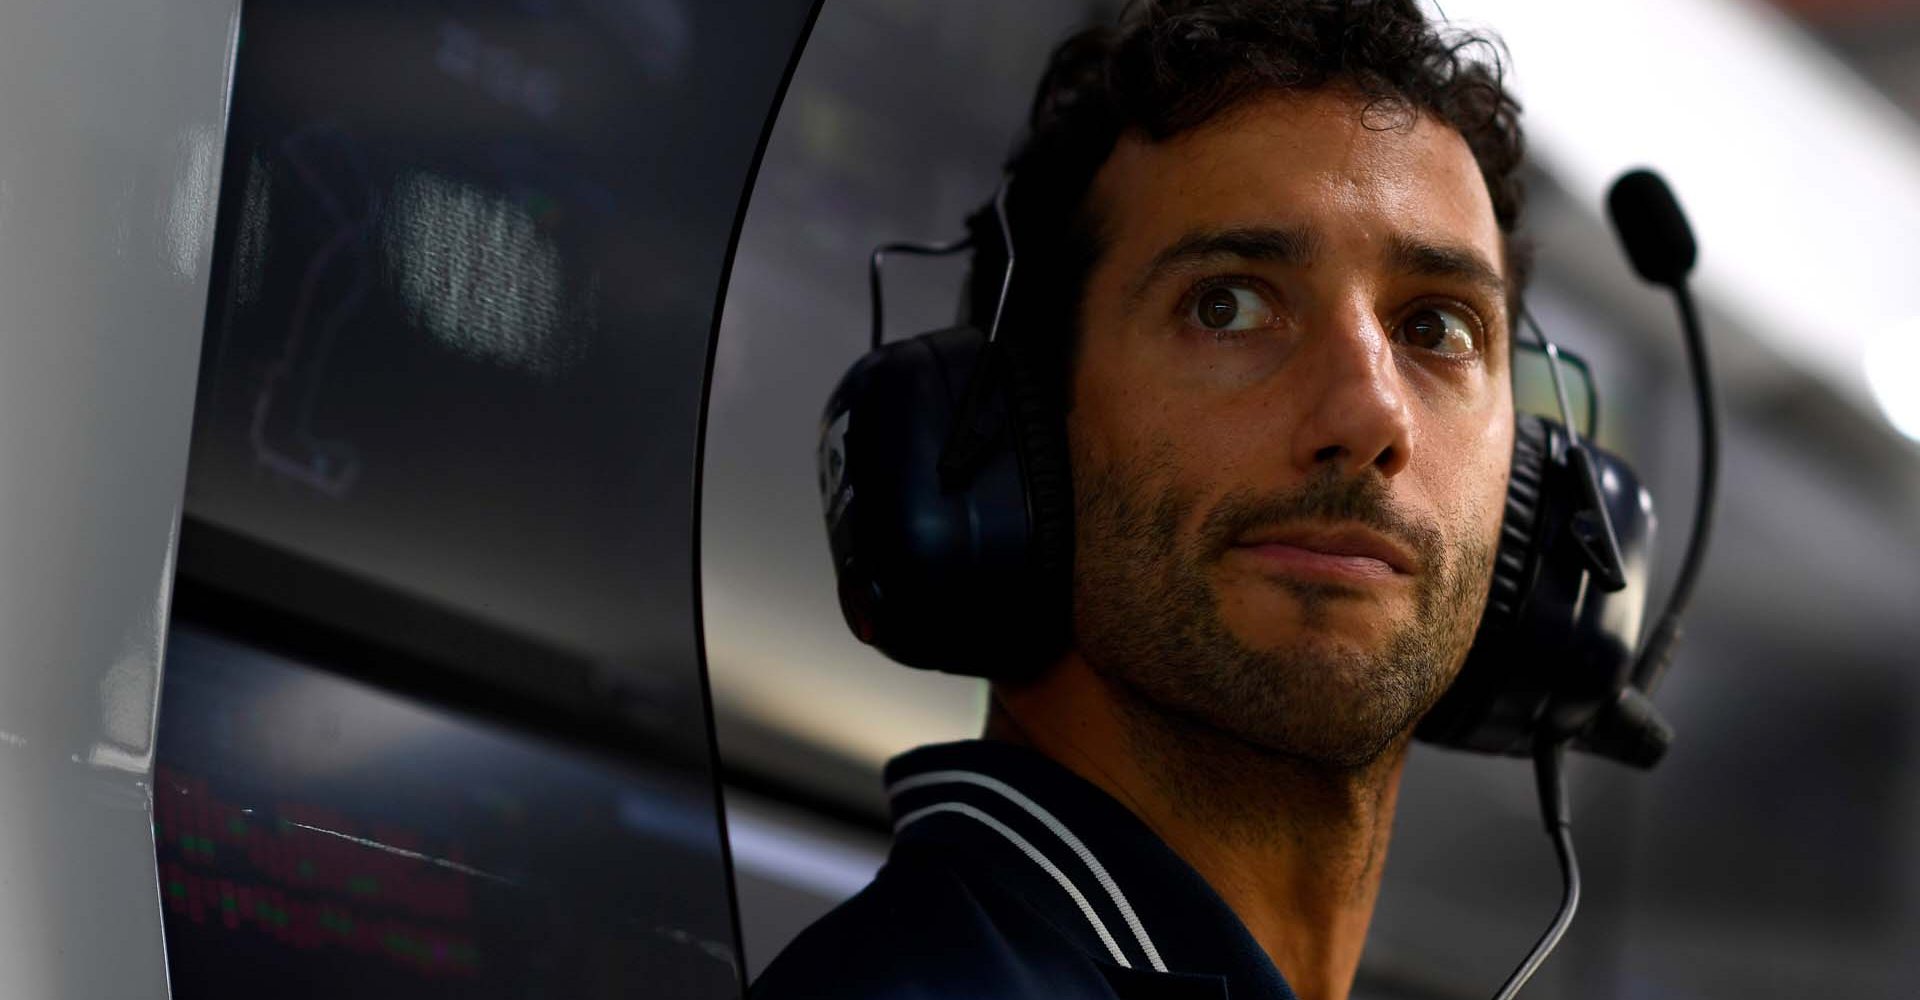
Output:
top-left (756, 2), bottom-right (1525, 997)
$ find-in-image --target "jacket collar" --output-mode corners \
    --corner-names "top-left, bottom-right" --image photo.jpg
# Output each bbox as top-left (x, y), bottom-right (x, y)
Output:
top-left (884, 739), bottom-right (1298, 1000)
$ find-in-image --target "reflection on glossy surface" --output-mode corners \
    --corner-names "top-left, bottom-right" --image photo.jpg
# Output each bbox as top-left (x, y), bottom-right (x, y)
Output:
top-left (184, 0), bottom-right (818, 738)
top-left (232, 155), bottom-right (275, 307)
top-left (166, 124), bottom-right (225, 281)
top-left (89, 526), bottom-right (179, 776)
top-left (154, 625), bottom-right (737, 998)
top-left (383, 171), bottom-right (583, 376)
top-left (169, 0), bottom-right (820, 995)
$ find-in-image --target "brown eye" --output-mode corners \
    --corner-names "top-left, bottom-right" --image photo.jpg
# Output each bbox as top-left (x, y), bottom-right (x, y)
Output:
top-left (1398, 305), bottom-right (1477, 357)
top-left (1186, 284), bottom-right (1272, 334)
top-left (1198, 287), bottom-right (1239, 329)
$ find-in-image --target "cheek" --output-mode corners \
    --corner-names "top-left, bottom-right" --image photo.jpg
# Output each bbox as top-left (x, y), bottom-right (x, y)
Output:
top-left (1071, 339), bottom-right (1203, 471)
top-left (1429, 414), bottom-right (1513, 543)
top-left (1066, 353), bottom-right (1134, 479)
top-left (1067, 364), bottom-right (1232, 552)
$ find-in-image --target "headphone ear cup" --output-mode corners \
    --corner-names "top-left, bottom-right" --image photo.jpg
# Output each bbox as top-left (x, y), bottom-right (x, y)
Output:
top-left (1416, 413), bottom-right (1553, 750)
top-left (1486, 413), bottom-right (1551, 628)
top-left (819, 326), bottom-right (1066, 681)
top-left (1418, 412), bottom-right (1658, 756)
top-left (1000, 337), bottom-right (1074, 659)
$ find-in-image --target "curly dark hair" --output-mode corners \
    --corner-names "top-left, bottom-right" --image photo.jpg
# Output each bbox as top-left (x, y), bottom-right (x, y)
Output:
top-left (968, 0), bottom-right (1528, 389)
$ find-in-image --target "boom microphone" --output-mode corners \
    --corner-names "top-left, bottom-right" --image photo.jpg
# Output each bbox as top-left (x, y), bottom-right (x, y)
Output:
top-left (1497, 170), bottom-right (1716, 999)
top-left (1603, 168), bottom-right (1718, 703)
top-left (1607, 169), bottom-right (1698, 288)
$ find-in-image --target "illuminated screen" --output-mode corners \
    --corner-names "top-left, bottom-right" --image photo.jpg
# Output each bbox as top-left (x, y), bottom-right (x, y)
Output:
top-left (152, 625), bottom-right (739, 998)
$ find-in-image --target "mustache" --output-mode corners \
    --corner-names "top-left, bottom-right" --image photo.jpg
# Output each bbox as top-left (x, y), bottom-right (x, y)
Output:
top-left (1196, 471), bottom-right (1443, 568)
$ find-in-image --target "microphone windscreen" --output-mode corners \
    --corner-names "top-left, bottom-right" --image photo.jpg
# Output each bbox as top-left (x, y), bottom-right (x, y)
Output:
top-left (1607, 169), bottom-right (1697, 287)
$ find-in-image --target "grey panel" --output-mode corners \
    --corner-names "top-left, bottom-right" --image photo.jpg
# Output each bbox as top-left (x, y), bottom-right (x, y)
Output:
top-left (0, 1), bottom-right (241, 997)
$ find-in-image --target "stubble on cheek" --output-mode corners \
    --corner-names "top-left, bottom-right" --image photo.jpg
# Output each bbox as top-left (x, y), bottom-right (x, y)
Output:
top-left (1067, 430), bottom-right (1496, 773)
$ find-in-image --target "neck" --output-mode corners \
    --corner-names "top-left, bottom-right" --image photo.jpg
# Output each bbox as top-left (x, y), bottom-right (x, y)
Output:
top-left (988, 653), bottom-right (1410, 1000)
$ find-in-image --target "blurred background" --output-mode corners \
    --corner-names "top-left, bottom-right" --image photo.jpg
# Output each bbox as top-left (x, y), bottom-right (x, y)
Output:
top-left (701, 0), bottom-right (1920, 997)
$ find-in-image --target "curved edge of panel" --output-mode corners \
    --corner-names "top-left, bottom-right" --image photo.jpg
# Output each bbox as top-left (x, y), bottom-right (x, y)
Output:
top-left (688, 0), bottom-right (834, 986)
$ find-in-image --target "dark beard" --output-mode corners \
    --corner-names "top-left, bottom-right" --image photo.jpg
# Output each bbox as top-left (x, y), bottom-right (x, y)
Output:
top-left (1071, 445), bottom-right (1492, 773)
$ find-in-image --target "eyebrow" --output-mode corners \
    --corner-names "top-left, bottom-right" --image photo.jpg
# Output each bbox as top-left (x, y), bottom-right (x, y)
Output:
top-left (1384, 233), bottom-right (1508, 307)
top-left (1126, 225), bottom-right (1323, 305)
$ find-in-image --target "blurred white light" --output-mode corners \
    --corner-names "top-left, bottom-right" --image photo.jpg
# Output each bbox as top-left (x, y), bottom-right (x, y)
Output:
top-left (1865, 322), bottom-right (1920, 443)
top-left (1428, 0), bottom-right (1920, 438)
top-left (725, 800), bottom-right (884, 899)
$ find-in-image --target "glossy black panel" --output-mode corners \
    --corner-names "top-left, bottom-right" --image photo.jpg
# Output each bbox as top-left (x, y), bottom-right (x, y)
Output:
top-left (154, 625), bottom-right (737, 998)
top-left (181, 0), bottom-right (814, 738)
top-left (168, 0), bottom-right (819, 995)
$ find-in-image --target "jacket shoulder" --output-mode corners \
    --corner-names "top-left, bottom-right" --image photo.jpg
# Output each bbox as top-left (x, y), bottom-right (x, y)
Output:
top-left (749, 855), bottom-right (1110, 1000)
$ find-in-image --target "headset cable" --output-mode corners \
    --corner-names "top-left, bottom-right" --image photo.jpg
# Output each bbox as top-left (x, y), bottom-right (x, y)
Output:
top-left (1490, 739), bottom-right (1581, 1000)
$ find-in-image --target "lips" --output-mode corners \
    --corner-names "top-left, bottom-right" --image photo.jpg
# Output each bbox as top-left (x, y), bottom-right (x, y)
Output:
top-left (1230, 524), bottom-right (1418, 579)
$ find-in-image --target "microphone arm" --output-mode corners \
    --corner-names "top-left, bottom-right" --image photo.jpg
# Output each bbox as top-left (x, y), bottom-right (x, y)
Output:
top-left (1578, 169), bottom-right (1720, 770)
top-left (1629, 280), bottom-right (1719, 695)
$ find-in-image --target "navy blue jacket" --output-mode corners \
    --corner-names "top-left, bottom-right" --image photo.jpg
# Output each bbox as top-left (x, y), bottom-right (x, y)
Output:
top-left (750, 740), bottom-right (1298, 999)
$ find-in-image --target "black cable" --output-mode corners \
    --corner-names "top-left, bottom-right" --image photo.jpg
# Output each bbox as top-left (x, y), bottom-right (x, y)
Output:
top-left (1491, 741), bottom-right (1582, 1000)
top-left (1567, 350), bottom-right (1600, 442)
top-left (936, 176), bottom-right (1018, 490)
top-left (1629, 282), bottom-right (1719, 694)
top-left (868, 237), bottom-right (972, 351)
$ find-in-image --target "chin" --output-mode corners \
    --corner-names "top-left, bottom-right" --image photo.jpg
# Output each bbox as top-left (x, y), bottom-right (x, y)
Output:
top-left (1076, 535), bottom-right (1470, 772)
top-left (1187, 619), bottom-right (1451, 770)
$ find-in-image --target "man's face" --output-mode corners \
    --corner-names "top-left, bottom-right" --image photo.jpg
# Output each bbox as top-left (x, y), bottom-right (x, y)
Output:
top-left (1067, 89), bottom-right (1514, 769)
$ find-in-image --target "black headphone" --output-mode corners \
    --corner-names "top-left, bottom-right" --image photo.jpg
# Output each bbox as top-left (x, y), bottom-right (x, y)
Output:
top-left (818, 169), bottom-right (1714, 773)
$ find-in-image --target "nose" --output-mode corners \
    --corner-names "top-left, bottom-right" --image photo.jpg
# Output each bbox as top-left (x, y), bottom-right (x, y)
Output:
top-left (1287, 304), bottom-right (1415, 479)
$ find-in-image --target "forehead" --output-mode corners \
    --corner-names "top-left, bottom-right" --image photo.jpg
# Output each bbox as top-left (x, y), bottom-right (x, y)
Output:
top-left (1087, 89), bottom-right (1502, 275)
